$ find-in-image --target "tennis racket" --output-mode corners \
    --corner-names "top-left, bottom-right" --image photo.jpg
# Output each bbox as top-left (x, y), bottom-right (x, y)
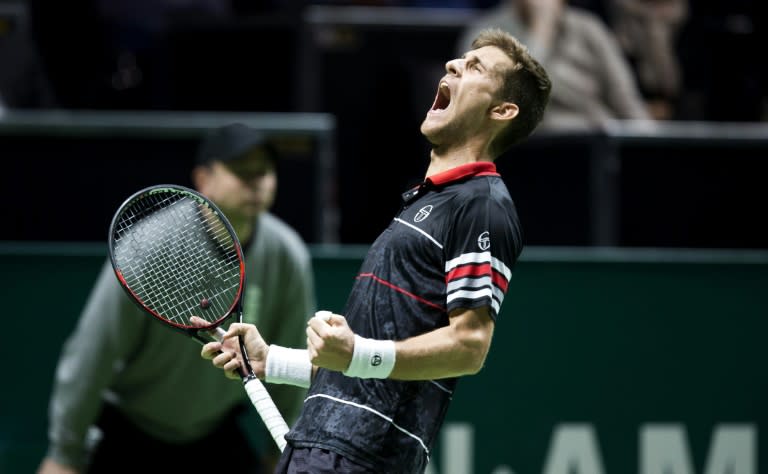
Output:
top-left (107, 184), bottom-right (290, 451)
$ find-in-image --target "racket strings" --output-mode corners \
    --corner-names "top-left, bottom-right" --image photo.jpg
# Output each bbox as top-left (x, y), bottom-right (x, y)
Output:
top-left (112, 191), bottom-right (242, 327)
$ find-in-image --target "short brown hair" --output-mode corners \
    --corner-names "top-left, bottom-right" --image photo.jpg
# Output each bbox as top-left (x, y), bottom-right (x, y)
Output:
top-left (471, 28), bottom-right (551, 156)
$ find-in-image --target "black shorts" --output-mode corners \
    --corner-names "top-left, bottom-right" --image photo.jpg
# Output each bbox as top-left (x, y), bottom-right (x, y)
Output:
top-left (274, 445), bottom-right (373, 473)
top-left (87, 402), bottom-right (263, 474)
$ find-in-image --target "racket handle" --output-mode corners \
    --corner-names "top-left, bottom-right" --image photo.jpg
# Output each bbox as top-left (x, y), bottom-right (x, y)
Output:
top-left (211, 328), bottom-right (289, 450)
top-left (243, 377), bottom-right (290, 452)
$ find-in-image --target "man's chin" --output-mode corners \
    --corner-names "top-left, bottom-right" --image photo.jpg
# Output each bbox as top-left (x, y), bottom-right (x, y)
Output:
top-left (420, 121), bottom-right (441, 143)
top-left (422, 122), bottom-right (454, 148)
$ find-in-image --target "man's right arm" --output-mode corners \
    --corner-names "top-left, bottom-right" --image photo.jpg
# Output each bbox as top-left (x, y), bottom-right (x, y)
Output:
top-left (40, 262), bottom-right (144, 472)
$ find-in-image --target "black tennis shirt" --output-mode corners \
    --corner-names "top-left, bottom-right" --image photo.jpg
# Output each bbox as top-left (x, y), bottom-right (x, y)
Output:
top-left (286, 162), bottom-right (522, 473)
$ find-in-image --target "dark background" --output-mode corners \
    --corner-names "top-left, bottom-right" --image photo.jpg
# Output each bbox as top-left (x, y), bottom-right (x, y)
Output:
top-left (1, 0), bottom-right (766, 248)
top-left (0, 129), bottom-right (328, 245)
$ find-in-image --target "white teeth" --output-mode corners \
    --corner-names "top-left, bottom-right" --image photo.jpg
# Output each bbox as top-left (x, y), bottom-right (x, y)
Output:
top-left (429, 81), bottom-right (450, 114)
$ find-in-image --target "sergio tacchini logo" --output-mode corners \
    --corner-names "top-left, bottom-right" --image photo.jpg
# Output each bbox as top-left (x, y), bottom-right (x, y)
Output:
top-left (414, 205), bottom-right (433, 223)
top-left (477, 231), bottom-right (490, 251)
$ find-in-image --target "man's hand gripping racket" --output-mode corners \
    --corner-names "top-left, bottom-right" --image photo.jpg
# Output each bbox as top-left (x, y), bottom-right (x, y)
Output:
top-left (108, 184), bottom-right (290, 451)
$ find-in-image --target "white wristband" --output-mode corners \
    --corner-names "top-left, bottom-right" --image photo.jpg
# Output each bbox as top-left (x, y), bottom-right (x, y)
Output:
top-left (343, 335), bottom-right (396, 379)
top-left (265, 345), bottom-right (312, 388)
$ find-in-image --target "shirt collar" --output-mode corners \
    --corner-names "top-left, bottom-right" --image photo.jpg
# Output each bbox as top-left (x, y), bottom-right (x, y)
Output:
top-left (425, 161), bottom-right (498, 186)
top-left (402, 162), bottom-right (499, 204)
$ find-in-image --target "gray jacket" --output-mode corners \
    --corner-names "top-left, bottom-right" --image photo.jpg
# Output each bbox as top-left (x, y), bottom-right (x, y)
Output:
top-left (46, 212), bottom-right (315, 469)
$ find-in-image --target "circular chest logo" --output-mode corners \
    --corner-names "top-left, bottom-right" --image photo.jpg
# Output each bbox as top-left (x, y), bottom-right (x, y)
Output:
top-left (414, 205), bottom-right (433, 223)
top-left (477, 231), bottom-right (490, 251)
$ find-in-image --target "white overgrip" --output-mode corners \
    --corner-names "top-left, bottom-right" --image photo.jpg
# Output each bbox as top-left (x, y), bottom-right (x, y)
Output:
top-left (213, 327), bottom-right (290, 451)
top-left (243, 377), bottom-right (290, 452)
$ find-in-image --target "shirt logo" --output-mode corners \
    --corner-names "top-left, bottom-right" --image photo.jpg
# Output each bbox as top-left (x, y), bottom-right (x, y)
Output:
top-left (477, 231), bottom-right (490, 251)
top-left (414, 205), bottom-right (433, 223)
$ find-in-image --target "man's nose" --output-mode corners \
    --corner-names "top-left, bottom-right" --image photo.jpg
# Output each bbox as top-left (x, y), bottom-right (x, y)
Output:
top-left (445, 58), bottom-right (463, 76)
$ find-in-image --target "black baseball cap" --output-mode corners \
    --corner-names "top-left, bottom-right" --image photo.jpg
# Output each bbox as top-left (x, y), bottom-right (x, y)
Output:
top-left (196, 123), bottom-right (277, 165)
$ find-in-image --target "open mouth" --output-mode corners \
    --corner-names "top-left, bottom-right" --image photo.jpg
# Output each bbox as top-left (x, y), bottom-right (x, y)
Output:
top-left (429, 81), bottom-right (451, 113)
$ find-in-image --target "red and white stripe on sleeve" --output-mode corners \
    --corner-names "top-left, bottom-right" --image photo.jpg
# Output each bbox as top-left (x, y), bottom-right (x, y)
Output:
top-left (444, 251), bottom-right (512, 316)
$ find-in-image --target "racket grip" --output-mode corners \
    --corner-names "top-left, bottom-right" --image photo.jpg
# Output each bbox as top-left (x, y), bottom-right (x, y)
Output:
top-left (212, 327), bottom-right (289, 449)
top-left (243, 377), bottom-right (290, 452)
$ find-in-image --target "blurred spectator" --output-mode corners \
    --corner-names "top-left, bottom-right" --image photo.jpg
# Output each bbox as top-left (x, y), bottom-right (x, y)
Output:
top-left (37, 123), bottom-right (316, 474)
top-left (457, 0), bottom-right (650, 130)
top-left (0, 6), bottom-right (56, 110)
top-left (608, 0), bottom-right (688, 120)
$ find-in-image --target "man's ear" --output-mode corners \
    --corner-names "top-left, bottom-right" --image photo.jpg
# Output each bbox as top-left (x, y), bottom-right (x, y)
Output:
top-left (491, 101), bottom-right (519, 121)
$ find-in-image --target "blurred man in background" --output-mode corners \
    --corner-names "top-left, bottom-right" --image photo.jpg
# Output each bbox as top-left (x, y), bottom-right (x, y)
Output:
top-left (458, 0), bottom-right (650, 130)
top-left (609, 0), bottom-right (688, 119)
top-left (38, 123), bottom-right (316, 474)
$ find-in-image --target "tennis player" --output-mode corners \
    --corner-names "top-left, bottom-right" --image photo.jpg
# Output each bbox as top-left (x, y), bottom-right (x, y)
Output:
top-left (201, 29), bottom-right (551, 473)
top-left (39, 124), bottom-right (316, 474)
